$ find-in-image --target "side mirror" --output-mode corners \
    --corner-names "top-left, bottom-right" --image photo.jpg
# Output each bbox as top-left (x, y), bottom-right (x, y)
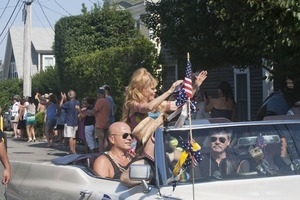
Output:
top-left (129, 164), bottom-right (151, 181)
top-left (129, 164), bottom-right (151, 193)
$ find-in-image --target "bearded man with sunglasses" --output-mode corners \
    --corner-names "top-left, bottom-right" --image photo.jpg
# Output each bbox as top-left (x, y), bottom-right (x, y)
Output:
top-left (93, 122), bottom-right (134, 179)
top-left (198, 129), bottom-right (247, 178)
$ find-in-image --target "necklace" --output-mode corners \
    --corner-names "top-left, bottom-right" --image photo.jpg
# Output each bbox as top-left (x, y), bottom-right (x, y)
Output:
top-left (143, 152), bottom-right (154, 162)
top-left (105, 152), bottom-right (131, 172)
top-left (209, 152), bottom-right (222, 179)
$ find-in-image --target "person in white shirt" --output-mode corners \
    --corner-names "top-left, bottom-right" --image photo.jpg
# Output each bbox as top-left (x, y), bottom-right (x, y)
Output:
top-left (10, 95), bottom-right (20, 138)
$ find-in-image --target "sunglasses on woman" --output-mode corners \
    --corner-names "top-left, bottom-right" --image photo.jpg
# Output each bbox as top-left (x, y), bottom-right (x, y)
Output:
top-left (210, 136), bottom-right (227, 143)
top-left (112, 133), bottom-right (134, 139)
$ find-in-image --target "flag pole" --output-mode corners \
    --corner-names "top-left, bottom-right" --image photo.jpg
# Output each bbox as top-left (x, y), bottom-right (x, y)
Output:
top-left (187, 52), bottom-right (193, 141)
top-left (187, 52), bottom-right (195, 200)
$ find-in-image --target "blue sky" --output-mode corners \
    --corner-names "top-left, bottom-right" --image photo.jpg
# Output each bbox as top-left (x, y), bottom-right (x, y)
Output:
top-left (0, 0), bottom-right (102, 62)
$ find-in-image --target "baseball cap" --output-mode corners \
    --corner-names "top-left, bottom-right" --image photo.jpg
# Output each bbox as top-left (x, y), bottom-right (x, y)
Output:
top-left (98, 87), bottom-right (106, 95)
top-left (103, 85), bottom-right (110, 91)
top-left (13, 95), bottom-right (20, 101)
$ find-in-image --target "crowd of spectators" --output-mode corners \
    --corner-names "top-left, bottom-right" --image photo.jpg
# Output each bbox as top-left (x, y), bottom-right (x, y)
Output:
top-left (6, 85), bottom-right (116, 155)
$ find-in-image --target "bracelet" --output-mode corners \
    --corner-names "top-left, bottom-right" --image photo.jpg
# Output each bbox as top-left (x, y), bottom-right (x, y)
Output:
top-left (167, 101), bottom-right (171, 111)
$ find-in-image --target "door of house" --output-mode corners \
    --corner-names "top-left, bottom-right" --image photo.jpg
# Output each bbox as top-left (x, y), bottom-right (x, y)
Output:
top-left (234, 68), bottom-right (250, 121)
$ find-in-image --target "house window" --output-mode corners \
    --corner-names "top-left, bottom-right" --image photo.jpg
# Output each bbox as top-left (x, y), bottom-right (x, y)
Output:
top-left (0, 69), bottom-right (3, 80)
top-left (234, 68), bottom-right (250, 121)
top-left (149, 28), bottom-right (154, 39)
top-left (9, 62), bottom-right (18, 78)
top-left (136, 19), bottom-right (140, 30)
top-left (42, 55), bottom-right (55, 70)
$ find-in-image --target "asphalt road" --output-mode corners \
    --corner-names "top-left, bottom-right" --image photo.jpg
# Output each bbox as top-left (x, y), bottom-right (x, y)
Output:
top-left (5, 131), bottom-right (76, 162)
top-left (0, 131), bottom-right (87, 199)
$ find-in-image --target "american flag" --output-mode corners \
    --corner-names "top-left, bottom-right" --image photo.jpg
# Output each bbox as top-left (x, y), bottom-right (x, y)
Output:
top-left (175, 59), bottom-right (196, 112)
top-left (183, 60), bottom-right (193, 98)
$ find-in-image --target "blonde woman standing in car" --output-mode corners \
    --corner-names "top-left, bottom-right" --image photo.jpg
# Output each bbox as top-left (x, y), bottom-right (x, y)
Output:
top-left (121, 68), bottom-right (183, 131)
top-left (122, 68), bottom-right (208, 130)
top-left (121, 68), bottom-right (208, 154)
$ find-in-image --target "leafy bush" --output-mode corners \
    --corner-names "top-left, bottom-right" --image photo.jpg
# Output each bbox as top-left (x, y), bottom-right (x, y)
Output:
top-left (32, 67), bottom-right (62, 97)
top-left (54, 5), bottom-right (142, 92)
top-left (0, 79), bottom-right (23, 112)
top-left (66, 38), bottom-right (158, 120)
top-left (34, 111), bottom-right (45, 138)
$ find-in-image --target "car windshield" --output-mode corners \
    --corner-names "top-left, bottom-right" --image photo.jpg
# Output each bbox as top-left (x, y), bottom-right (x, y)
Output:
top-left (158, 121), bottom-right (300, 185)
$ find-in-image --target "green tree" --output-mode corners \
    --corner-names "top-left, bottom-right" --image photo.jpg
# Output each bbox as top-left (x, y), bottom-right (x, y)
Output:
top-left (142, 0), bottom-right (226, 68)
top-left (53, 3), bottom-right (158, 120)
top-left (54, 3), bottom-right (144, 91)
top-left (142, 0), bottom-right (300, 80)
top-left (208, 0), bottom-right (300, 79)
top-left (66, 37), bottom-right (158, 119)
top-left (0, 79), bottom-right (22, 112)
top-left (32, 66), bottom-right (62, 96)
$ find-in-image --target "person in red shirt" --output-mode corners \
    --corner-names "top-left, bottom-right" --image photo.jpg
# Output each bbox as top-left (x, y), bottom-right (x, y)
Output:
top-left (92, 88), bottom-right (111, 152)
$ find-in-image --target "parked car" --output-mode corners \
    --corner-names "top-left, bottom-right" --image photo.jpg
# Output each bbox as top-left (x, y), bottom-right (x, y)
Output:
top-left (7, 117), bottom-right (300, 199)
top-left (256, 91), bottom-right (298, 120)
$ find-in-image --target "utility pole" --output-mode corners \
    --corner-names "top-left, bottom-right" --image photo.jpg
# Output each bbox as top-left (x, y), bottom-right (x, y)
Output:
top-left (23, 0), bottom-right (34, 97)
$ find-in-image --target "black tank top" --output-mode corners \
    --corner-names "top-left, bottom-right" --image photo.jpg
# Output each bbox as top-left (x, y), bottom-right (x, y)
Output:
top-left (103, 152), bottom-right (129, 179)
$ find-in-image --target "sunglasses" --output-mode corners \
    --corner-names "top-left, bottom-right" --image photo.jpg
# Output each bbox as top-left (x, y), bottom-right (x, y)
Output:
top-left (112, 133), bottom-right (134, 139)
top-left (210, 136), bottom-right (227, 143)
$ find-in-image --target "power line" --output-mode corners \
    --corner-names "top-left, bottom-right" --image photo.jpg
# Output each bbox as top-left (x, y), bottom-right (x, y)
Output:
top-left (39, 3), bottom-right (66, 17)
top-left (36, 0), bottom-right (54, 31)
top-left (0, 0), bottom-right (22, 38)
top-left (0, 5), bottom-right (20, 10)
top-left (0, 1), bottom-right (23, 46)
top-left (54, 0), bottom-right (71, 16)
top-left (32, 7), bottom-right (48, 29)
top-left (0, 0), bottom-right (11, 20)
top-left (32, 7), bottom-right (55, 40)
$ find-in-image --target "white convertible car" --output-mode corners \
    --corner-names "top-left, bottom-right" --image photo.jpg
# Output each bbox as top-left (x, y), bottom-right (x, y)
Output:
top-left (7, 116), bottom-right (300, 199)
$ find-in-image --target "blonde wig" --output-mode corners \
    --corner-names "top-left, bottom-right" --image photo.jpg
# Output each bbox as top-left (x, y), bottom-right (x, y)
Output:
top-left (121, 68), bottom-right (158, 125)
